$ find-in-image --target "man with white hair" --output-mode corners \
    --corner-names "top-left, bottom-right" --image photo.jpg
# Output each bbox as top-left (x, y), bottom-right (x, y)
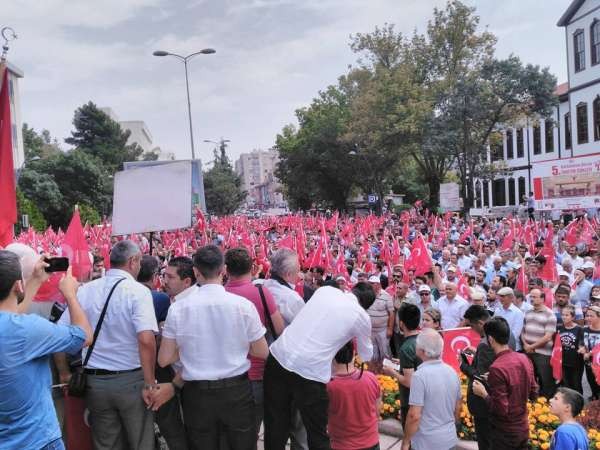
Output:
top-left (401, 328), bottom-right (462, 450)
top-left (263, 248), bottom-right (305, 325)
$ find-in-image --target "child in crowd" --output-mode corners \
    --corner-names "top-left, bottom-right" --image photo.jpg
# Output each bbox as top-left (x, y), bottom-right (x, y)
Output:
top-left (549, 387), bottom-right (588, 450)
top-left (558, 305), bottom-right (584, 394)
top-left (327, 341), bottom-right (381, 450)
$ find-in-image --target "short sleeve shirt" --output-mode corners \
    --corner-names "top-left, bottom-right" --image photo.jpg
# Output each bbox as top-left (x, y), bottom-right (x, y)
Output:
top-left (398, 334), bottom-right (421, 406)
top-left (409, 360), bottom-right (461, 450)
top-left (0, 313), bottom-right (85, 449)
top-left (163, 283), bottom-right (265, 380)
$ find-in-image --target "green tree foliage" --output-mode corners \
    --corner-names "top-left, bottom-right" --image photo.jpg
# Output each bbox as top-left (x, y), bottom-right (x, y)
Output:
top-left (275, 1), bottom-right (557, 211)
top-left (19, 150), bottom-right (111, 228)
top-left (22, 123), bottom-right (61, 161)
top-left (276, 83), bottom-right (360, 211)
top-left (65, 101), bottom-right (143, 172)
top-left (204, 141), bottom-right (246, 215)
top-left (15, 189), bottom-right (47, 233)
top-left (77, 204), bottom-right (102, 225)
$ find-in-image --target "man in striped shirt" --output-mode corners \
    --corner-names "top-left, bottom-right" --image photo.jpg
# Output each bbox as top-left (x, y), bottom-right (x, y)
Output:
top-left (521, 288), bottom-right (557, 399)
top-left (366, 276), bottom-right (394, 361)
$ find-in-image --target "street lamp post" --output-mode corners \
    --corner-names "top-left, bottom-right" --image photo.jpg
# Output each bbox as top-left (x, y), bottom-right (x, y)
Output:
top-left (153, 48), bottom-right (215, 160)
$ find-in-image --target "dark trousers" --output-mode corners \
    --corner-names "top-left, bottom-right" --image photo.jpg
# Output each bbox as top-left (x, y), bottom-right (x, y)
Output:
top-left (181, 375), bottom-right (256, 450)
top-left (489, 426), bottom-right (528, 450)
top-left (156, 365), bottom-right (188, 450)
top-left (528, 353), bottom-right (556, 399)
top-left (586, 365), bottom-right (600, 399)
top-left (263, 355), bottom-right (330, 450)
top-left (562, 364), bottom-right (584, 395)
top-left (85, 370), bottom-right (155, 450)
top-left (473, 416), bottom-right (491, 450)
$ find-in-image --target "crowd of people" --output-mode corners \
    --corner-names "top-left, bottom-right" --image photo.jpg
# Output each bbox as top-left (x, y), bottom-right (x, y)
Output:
top-left (1, 206), bottom-right (600, 450)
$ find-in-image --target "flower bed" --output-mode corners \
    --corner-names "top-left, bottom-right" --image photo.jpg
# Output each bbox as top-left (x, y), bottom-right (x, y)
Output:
top-left (374, 372), bottom-right (600, 449)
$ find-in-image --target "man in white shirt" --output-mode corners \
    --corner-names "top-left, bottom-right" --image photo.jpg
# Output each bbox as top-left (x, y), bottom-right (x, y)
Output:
top-left (264, 284), bottom-right (374, 450)
top-left (58, 240), bottom-right (159, 450)
top-left (263, 248), bottom-right (305, 325)
top-left (493, 287), bottom-right (524, 351)
top-left (158, 245), bottom-right (269, 450)
top-left (437, 283), bottom-right (469, 329)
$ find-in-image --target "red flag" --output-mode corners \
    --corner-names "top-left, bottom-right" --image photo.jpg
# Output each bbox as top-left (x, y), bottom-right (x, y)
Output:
top-left (592, 344), bottom-right (600, 385)
top-left (64, 392), bottom-right (93, 450)
top-left (516, 264), bottom-right (528, 293)
top-left (278, 234), bottom-right (295, 250)
top-left (550, 333), bottom-right (562, 382)
top-left (500, 221), bottom-right (515, 251)
top-left (539, 247), bottom-right (558, 284)
top-left (62, 207), bottom-right (92, 281)
top-left (457, 275), bottom-right (471, 300)
top-left (405, 234), bottom-right (431, 276)
top-left (441, 327), bottom-right (481, 373)
top-left (0, 66), bottom-right (16, 247)
top-left (34, 272), bottom-right (64, 303)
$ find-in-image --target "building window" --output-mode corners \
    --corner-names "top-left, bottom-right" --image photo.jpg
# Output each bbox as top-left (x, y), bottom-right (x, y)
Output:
top-left (506, 129), bottom-right (514, 159)
top-left (533, 122), bottom-right (542, 154)
top-left (565, 112), bottom-right (572, 149)
top-left (483, 181), bottom-right (489, 207)
top-left (574, 29), bottom-right (586, 72)
top-left (577, 102), bottom-right (589, 144)
top-left (508, 178), bottom-right (516, 205)
top-left (516, 128), bottom-right (524, 158)
top-left (518, 177), bottom-right (526, 204)
top-left (594, 96), bottom-right (600, 141)
top-left (545, 119), bottom-right (554, 152)
top-left (492, 179), bottom-right (506, 207)
top-left (490, 131), bottom-right (503, 161)
top-left (592, 20), bottom-right (600, 65)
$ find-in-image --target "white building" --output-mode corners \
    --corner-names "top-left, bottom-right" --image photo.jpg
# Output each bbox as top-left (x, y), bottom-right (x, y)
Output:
top-left (6, 62), bottom-right (24, 169)
top-left (234, 149), bottom-right (284, 208)
top-left (473, 0), bottom-right (600, 214)
top-left (99, 107), bottom-right (154, 153)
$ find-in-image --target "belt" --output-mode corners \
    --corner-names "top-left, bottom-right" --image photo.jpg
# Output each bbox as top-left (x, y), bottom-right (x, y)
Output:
top-left (84, 367), bottom-right (141, 376)
top-left (186, 372), bottom-right (248, 389)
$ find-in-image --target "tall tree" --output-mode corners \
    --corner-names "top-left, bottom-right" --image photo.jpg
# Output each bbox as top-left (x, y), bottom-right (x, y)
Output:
top-left (22, 123), bottom-right (61, 161)
top-left (65, 102), bottom-right (143, 172)
top-left (203, 141), bottom-right (246, 215)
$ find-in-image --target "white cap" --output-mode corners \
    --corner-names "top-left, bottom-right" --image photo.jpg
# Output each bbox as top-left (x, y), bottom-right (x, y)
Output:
top-left (368, 275), bottom-right (381, 283)
top-left (582, 261), bottom-right (595, 270)
top-left (418, 285), bottom-right (431, 293)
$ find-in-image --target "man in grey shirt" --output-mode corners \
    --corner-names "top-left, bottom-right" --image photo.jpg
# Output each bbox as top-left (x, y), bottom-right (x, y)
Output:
top-left (401, 329), bottom-right (462, 450)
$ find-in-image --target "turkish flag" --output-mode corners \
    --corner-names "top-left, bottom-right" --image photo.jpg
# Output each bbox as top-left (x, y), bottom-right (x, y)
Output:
top-left (278, 234), bottom-right (294, 250)
top-left (592, 344), bottom-right (600, 385)
top-left (550, 333), bottom-right (562, 382)
top-left (516, 264), bottom-right (528, 293)
top-left (441, 327), bottom-right (481, 372)
top-left (62, 208), bottom-right (92, 281)
top-left (457, 275), bottom-right (471, 300)
top-left (539, 246), bottom-right (558, 284)
top-left (500, 221), bottom-right (515, 250)
top-left (405, 234), bottom-right (431, 276)
top-left (0, 66), bottom-right (16, 247)
top-left (64, 392), bottom-right (93, 450)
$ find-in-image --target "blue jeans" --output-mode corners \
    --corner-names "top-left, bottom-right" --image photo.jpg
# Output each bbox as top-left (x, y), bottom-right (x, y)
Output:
top-left (41, 438), bottom-right (65, 450)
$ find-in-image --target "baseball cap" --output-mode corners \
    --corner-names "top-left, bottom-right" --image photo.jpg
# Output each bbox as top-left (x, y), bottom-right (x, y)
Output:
top-left (368, 275), bottom-right (381, 283)
top-left (582, 261), bottom-right (595, 270)
top-left (418, 285), bottom-right (431, 293)
top-left (497, 287), bottom-right (514, 296)
top-left (447, 265), bottom-right (457, 273)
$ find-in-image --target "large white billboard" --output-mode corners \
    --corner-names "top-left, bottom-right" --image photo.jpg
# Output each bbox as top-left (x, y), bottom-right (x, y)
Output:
top-left (532, 153), bottom-right (600, 210)
top-left (112, 161), bottom-right (192, 235)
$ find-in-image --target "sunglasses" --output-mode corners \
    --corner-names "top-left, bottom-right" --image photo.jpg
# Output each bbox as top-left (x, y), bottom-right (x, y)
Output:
top-left (419, 292), bottom-right (430, 296)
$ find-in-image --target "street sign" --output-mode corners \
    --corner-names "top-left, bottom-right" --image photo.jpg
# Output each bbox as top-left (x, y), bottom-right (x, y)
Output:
top-left (368, 194), bottom-right (379, 204)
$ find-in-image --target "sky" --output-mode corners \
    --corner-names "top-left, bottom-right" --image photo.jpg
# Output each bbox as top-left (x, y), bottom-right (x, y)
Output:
top-left (4, 0), bottom-right (571, 164)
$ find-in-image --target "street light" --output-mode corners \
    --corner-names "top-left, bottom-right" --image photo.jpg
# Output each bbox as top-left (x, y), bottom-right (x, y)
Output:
top-left (153, 48), bottom-right (216, 160)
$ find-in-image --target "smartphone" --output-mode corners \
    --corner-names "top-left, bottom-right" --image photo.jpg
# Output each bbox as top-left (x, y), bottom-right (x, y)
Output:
top-left (383, 358), bottom-right (401, 371)
top-left (44, 257), bottom-right (69, 273)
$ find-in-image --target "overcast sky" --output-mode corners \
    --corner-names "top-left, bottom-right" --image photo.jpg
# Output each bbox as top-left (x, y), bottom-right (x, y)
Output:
top-left (5, 0), bottom-right (571, 164)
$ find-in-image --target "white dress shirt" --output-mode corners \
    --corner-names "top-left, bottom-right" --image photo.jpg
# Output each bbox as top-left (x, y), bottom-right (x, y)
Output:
top-left (262, 279), bottom-right (305, 325)
top-left (172, 284), bottom-right (198, 303)
top-left (493, 303), bottom-right (525, 350)
top-left (437, 295), bottom-right (469, 330)
top-left (270, 286), bottom-right (373, 383)
top-left (59, 269), bottom-right (158, 371)
top-left (162, 283), bottom-right (265, 381)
